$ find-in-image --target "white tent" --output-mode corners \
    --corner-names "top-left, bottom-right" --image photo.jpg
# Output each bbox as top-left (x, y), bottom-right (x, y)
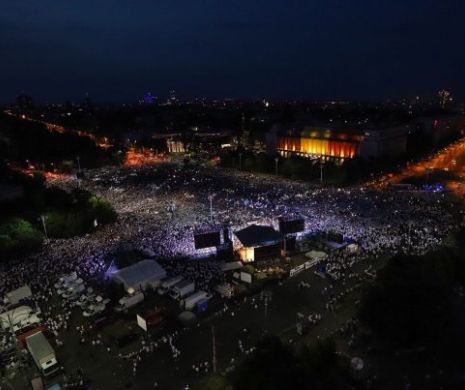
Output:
top-left (112, 260), bottom-right (166, 292)
top-left (304, 250), bottom-right (328, 261)
top-left (346, 243), bottom-right (359, 253)
top-left (5, 285), bottom-right (32, 305)
top-left (221, 261), bottom-right (243, 272)
top-left (0, 305), bottom-right (38, 331)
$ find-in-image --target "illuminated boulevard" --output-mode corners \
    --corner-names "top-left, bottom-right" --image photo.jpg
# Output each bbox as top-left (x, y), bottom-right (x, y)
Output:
top-left (375, 136), bottom-right (465, 194)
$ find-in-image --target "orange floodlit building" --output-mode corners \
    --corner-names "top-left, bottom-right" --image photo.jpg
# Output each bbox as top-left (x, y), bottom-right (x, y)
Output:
top-left (267, 123), bottom-right (411, 161)
top-left (275, 126), bottom-right (365, 159)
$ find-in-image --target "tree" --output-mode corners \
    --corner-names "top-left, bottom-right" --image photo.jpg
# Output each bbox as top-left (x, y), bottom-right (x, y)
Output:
top-left (195, 375), bottom-right (228, 390)
top-left (0, 218), bottom-right (43, 258)
top-left (359, 249), bottom-right (458, 348)
top-left (60, 160), bottom-right (74, 173)
top-left (88, 195), bottom-right (117, 224)
top-left (230, 336), bottom-right (300, 390)
top-left (230, 336), bottom-right (359, 390)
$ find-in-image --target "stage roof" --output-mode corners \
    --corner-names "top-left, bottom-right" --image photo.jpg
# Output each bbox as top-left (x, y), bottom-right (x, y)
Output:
top-left (234, 224), bottom-right (283, 247)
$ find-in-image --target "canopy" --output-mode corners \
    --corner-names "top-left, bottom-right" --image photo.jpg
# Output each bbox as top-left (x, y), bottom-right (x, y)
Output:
top-left (304, 250), bottom-right (328, 261)
top-left (6, 285), bottom-right (32, 305)
top-left (112, 260), bottom-right (166, 290)
top-left (234, 224), bottom-right (283, 247)
top-left (221, 261), bottom-right (243, 272)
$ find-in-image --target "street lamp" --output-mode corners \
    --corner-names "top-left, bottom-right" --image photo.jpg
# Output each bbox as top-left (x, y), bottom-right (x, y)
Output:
top-left (408, 221), bottom-right (413, 253)
top-left (208, 194), bottom-right (215, 221)
top-left (239, 152), bottom-right (242, 170)
top-left (274, 157), bottom-right (279, 176)
top-left (320, 161), bottom-right (324, 184)
top-left (76, 156), bottom-right (81, 174)
top-left (76, 156), bottom-right (82, 189)
top-left (39, 215), bottom-right (48, 240)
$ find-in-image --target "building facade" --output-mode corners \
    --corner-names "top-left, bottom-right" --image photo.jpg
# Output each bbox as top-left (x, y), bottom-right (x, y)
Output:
top-left (267, 124), bottom-right (409, 160)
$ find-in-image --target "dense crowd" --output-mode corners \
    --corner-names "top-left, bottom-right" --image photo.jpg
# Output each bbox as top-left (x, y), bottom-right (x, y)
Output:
top-left (0, 162), bottom-right (458, 387)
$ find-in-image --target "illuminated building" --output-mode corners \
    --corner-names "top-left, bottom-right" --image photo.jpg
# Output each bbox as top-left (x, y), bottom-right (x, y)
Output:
top-left (143, 92), bottom-right (154, 104)
top-left (267, 124), bottom-right (409, 160)
top-left (167, 139), bottom-right (186, 153)
top-left (167, 90), bottom-right (178, 105)
top-left (438, 90), bottom-right (452, 109)
top-left (271, 126), bottom-right (365, 159)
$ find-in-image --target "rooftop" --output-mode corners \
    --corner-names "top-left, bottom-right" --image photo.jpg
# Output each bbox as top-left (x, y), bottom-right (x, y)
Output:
top-left (234, 224), bottom-right (283, 247)
top-left (113, 260), bottom-right (166, 287)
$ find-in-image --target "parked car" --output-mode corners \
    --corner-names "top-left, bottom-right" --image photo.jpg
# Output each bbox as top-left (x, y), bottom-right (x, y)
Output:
top-left (157, 276), bottom-right (183, 295)
top-left (57, 278), bottom-right (83, 296)
top-left (169, 281), bottom-right (195, 300)
top-left (83, 302), bottom-right (106, 317)
top-left (62, 284), bottom-right (85, 300)
top-left (54, 272), bottom-right (77, 290)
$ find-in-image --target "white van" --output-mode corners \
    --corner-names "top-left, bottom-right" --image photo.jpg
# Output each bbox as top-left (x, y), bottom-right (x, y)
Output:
top-left (157, 276), bottom-right (183, 295)
top-left (114, 292), bottom-right (144, 312)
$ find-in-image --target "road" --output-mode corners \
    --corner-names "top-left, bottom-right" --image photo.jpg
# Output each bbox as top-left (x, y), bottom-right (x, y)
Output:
top-left (374, 136), bottom-right (465, 194)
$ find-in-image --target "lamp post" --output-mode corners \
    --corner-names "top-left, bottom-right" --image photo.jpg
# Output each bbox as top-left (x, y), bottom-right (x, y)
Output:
top-left (76, 156), bottom-right (82, 188)
top-left (208, 194), bottom-right (215, 221)
top-left (39, 215), bottom-right (48, 240)
top-left (211, 325), bottom-right (217, 374)
top-left (274, 157), bottom-right (279, 176)
top-left (239, 152), bottom-right (242, 170)
top-left (262, 290), bottom-right (272, 334)
top-left (408, 222), bottom-right (413, 253)
top-left (320, 161), bottom-right (324, 184)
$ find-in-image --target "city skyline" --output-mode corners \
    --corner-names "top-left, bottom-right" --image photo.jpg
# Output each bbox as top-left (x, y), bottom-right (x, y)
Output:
top-left (2, 0), bottom-right (465, 102)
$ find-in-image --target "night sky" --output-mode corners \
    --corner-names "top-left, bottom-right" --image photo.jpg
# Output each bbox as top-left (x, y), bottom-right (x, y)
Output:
top-left (2, 0), bottom-right (465, 102)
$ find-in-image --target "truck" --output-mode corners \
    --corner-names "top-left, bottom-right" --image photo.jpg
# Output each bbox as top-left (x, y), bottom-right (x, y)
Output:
top-left (169, 280), bottom-right (195, 300)
top-left (195, 298), bottom-right (210, 314)
top-left (157, 275), bottom-right (183, 295)
top-left (25, 332), bottom-right (59, 377)
top-left (114, 292), bottom-right (144, 312)
top-left (181, 291), bottom-right (210, 310)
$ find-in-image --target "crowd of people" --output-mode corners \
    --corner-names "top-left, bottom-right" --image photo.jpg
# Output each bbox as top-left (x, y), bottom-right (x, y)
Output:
top-left (0, 162), bottom-right (459, 388)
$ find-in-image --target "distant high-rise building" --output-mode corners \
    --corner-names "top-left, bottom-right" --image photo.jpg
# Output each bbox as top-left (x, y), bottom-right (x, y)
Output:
top-left (239, 113), bottom-right (250, 148)
top-left (143, 92), bottom-right (154, 104)
top-left (438, 90), bottom-right (453, 109)
top-left (82, 93), bottom-right (93, 109)
top-left (168, 90), bottom-right (178, 105)
top-left (16, 93), bottom-right (34, 110)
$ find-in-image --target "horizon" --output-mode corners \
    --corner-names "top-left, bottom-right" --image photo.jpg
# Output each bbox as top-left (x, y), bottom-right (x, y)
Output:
top-left (1, 92), bottom-right (457, 106)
